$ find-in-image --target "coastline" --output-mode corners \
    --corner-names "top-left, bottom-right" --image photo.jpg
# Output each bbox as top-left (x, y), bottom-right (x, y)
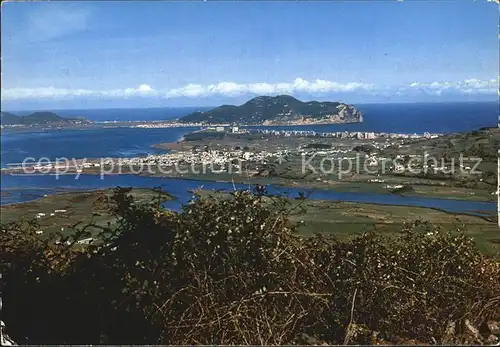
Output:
top-left (2, 156), bottom-right (496, 204)
top-left (1, 176), bottom-right (495, 219)
top-left (1, 167), bottom-right (495, 203)
top-left (2, 183), bottom-right (497, 256)
top-left (2, 125), bottom-right (497, 206)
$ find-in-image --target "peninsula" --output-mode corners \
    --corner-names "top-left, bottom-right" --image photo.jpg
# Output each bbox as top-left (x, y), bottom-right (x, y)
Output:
top-left (5, 126), bottom-right (497, 203)
top-left (178, 95), bottom-right (363, 125)
top-left (0, 111), bottom-right (92, 129)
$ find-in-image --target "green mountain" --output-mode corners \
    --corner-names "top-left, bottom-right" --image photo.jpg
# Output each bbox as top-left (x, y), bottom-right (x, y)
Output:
top-left (0, 111), bottom-right (91, 126)
top-left (0, 112), bottom-right (21, 125)
top-left (179, 95), bottom-right (363, 125)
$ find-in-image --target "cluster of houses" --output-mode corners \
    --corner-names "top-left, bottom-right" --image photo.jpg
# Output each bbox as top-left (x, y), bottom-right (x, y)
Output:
top-left (107, 141), bottom-right (476, 177)
top-left (251, 129), bottom-right (441, 140)
top-left (54, 237), bottom-right (94, 245)
top-left (133, 122), bottom-right (226, 129)
top-left (210, 126), bottom-right (244, 133)
top-left (35, 209), bottom-right (67, 219)
top-left (109, 148), bottom-right (279, 171)
top-left (28, 161), bottom-right (101, 172)
top-left (34, 209), bottom-right (68, 235)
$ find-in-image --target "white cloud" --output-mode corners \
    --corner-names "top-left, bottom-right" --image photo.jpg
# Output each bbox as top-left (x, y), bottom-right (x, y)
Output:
top-left (165, 78), bottom-right (374, 98)
top-left (137, 84), bottom-right (154, 92)
top-left (1, 78), bottom-right (497, 101)
top-left (408, 78), bottom-right (497, 94)
top-left (2, 78), bottom-right (373, 101)
top-left (167, 84), bottom-right (206, 98)
top-left (1, 84), bottom-right (157, 101)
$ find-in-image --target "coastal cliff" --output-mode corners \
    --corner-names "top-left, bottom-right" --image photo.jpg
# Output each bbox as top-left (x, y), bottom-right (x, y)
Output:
top-left (179, 95), bottom-right (363, 125)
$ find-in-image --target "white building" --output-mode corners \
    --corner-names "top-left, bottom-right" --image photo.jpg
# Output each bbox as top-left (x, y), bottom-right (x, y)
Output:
top-left (77, 237), bottom-right (94, 245)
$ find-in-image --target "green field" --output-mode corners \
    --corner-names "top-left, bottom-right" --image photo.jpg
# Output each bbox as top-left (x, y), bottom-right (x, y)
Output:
top-left (291, 200), bottom-right (498, 254)
top-left (2, 187), bottom-right (498, 255)
top-left (0, 188), bottom-right (173, 239)
top-left (194, 190), bottom-right (499, 255)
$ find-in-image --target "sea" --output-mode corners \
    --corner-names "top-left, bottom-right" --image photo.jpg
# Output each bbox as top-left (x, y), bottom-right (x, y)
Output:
top-left (0, 174), bottom-right (495, 215)
top-left (1, 102), bottom-right (498, 212)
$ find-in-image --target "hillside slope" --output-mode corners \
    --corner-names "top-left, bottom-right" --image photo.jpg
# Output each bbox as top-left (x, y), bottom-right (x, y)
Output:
top-left (179, 95), bottom-right (363, 125)
top-left (0, 111), bottom-right (90, 126)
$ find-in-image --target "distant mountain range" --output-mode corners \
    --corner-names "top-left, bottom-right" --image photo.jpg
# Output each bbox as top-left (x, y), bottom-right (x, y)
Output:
top-left (0, 111), bottom-right (91, 126)
top-left (178, 95), bottom-right (363, 125)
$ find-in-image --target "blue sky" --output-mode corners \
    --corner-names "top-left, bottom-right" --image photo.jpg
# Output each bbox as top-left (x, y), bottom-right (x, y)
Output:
top-left (1, 1), bottom-right (498, 110)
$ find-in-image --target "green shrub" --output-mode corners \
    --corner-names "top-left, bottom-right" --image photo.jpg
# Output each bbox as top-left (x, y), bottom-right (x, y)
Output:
top-left (1, 187), bottom-right (499, 344)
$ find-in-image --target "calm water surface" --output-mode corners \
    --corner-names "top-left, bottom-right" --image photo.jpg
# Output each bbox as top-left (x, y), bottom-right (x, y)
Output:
top-left (1, 102), bottom-right (497, 211)
top-left (0, 174), bottom-right (495, 215)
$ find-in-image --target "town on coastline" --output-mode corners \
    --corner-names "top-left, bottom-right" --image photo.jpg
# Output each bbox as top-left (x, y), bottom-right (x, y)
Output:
top-left (3, 125), bottom-right (497, 204)
top-left (2, 126), bottom-right (445, 174)
top-left (1, 102), bottom-right (498, 207)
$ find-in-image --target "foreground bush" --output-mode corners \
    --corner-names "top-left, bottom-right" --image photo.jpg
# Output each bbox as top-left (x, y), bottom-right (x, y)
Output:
top-left (1, 187), bottom-right (499, 344)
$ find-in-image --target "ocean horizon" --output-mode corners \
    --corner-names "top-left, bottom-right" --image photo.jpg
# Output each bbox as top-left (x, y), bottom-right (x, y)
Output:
top-left (4, 100), bottom-right (498, 123)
